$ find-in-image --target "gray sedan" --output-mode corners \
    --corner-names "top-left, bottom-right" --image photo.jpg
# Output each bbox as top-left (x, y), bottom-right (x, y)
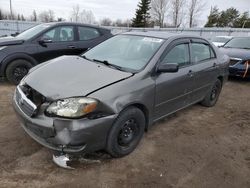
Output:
top-left (13, 32), bottom-right (229, 165)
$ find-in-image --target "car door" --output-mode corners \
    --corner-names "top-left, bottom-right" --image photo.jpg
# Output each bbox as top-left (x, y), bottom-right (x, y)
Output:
top-left (75, 26), bottom-right (103, 54)
top-left (34, 25), bottom-right (79, 63)
top-left (189, 39), bottom-right (219, 103)
top-left (154, 39), bottom-right (195, 120)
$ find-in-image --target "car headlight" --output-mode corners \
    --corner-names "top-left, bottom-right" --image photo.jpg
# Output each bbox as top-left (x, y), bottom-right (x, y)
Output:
top-left (46, 97), bottom-right (98, 118)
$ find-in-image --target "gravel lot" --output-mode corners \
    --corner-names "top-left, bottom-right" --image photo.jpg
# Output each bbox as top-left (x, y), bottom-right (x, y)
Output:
top-left (0, 79), bottom-right (250, 188)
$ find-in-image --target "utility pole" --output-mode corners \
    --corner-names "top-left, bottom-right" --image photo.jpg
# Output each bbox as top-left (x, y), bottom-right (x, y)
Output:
top-left (10, 0), bottom-right (13, 20)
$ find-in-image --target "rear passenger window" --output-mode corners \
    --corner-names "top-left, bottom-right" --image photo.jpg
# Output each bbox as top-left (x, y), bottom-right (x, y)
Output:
top-left (161, 44), bottom-right (190, 67)
top-left (78, 27), bottom-right (100, 40)
top-left (191, 43), bottom-right (214, 63)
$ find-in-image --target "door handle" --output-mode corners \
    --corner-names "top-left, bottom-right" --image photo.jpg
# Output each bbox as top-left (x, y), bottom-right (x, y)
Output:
top-left (187, 70), bottom-right (194, 77)
top-left (68, 45), bottom-right (76, 49)
top-left (213, 62), bottom-right (217, 67)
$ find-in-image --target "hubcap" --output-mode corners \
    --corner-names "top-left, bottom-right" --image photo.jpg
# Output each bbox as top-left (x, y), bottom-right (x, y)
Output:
top-left (13, 66), bottom-right (28, 82)
top-left (118, 119), bottom-right (138, 147)
top-left (210, 83), bottom-right (219, 101)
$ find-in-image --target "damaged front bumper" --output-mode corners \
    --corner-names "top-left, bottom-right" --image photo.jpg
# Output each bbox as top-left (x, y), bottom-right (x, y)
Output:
top-left (13, 91), bottom-right (117, 154)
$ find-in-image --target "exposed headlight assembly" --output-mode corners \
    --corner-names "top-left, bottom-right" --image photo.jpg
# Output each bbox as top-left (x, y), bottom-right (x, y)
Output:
top-left (46, 97), bottom-right (98, 118)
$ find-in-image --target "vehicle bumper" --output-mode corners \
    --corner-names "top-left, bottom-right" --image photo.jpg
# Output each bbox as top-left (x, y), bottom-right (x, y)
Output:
top-left (229, 66), bottom-right (250, 78)
top-left (13, 92), bottom-right (117, 154)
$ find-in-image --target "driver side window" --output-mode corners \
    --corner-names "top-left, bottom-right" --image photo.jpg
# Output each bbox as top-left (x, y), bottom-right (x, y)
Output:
top-left (41, 26), bottom-right (74, 42)
top-left (161, 43), bottom-right (190, 67)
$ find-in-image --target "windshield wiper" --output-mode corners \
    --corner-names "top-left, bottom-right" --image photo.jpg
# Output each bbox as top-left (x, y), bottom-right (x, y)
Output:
top-left (92, 59), bottom-right (125, 71)
top-left (81, 55), bottom-right (92, 61)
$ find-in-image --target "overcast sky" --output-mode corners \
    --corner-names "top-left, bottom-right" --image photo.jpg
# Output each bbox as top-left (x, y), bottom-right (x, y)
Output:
top-left (0, 0), bottom-right (250, 25)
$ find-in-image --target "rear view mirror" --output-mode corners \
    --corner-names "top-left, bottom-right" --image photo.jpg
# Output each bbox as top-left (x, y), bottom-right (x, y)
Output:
top-left (157, 63), bottom-right (179, 73)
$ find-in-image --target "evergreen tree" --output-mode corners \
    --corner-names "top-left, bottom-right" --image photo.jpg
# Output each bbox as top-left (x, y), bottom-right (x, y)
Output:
top-left (204, 7), bottom-right (250, 28)
top-left (234, 12), bottom-right (250, 28)
top-left (217, 8), bottom-right (239, 27)
top-left (204, 6), bottom-right (220, 27)
top-left (132, 0), bottom-right (151, 27)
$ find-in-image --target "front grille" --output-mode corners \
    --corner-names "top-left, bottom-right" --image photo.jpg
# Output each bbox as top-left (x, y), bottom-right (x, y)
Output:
top-left (229, 58), bottom-right (241, 66)
top-left (16, 86), bottom-right (38, 117)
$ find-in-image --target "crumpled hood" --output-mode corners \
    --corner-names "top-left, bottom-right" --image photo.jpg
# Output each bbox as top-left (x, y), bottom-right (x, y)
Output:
top-left (220, 47), bottom-right (250, 60)
top-left (0, 36), bottom-right (24, 46)
top-left (24, 56), bottom-right (133, 100)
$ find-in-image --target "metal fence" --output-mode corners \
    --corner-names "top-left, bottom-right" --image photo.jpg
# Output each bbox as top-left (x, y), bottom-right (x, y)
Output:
top-left (0, 20), bottom-right (39, 36)
top-left (1, 20), bottom-right (250, 39)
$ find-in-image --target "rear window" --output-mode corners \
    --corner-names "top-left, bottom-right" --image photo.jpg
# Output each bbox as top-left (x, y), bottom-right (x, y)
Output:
top-left (78, 27), bottom-right (100, 41)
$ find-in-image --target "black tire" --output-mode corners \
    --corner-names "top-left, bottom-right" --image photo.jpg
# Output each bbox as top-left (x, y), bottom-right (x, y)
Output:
top-left (106, 107), bottom-right (145, 158)
top-left (201, 79), bottom-right (222, 107)
top-left (6, 59), bottom-right (33, 85)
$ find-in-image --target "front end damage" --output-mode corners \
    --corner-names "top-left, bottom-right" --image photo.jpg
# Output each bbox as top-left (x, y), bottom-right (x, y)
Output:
top-left (13, 84), bottom-right (117, 168)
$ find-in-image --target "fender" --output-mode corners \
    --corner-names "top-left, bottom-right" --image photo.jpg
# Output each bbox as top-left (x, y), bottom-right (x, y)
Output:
top-left (0, 53), bottom-right (39, 76)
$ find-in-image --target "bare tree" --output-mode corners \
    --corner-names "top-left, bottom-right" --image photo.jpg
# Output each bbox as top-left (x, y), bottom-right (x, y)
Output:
top-left (188, 0), bottom-right (206, 27)
top-left (113, 19), bottom-right (122, 26)
top-left (39, 11), bottom-right (50, 22)
top-left (71, 4), bottom-right (80, 22)
top-left (48, 10), bottom-right (55, 22)
top-left (151, 0), bottom-right (170, 27)
top-left (80, 10), bottom-right (95, 24)
top-left (124, 19), bottom-right (132, 27)
top-left (100, 18), bottom-right (112, 26)
top-left (171, 0), bottom-right (185, 27)
top-left (38, 10), bottom-right (54, 22)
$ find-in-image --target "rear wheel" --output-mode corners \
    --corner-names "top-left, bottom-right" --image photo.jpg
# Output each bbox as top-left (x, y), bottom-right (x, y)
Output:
top-left (6, 59), bottom-right (33, 85)
top-left (106, 107), bottom-right (145, 158)
top-left (201, 79), bottom-right (222, 107)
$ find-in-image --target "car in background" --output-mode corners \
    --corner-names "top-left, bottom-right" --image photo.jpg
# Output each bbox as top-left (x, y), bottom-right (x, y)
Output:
top-left (220, 37), bottom-right (250, 78)
top-left (211, 36), bottom-right (233, 47)
top-left (13, 32), bottom-right (229, 168)
top-left (0, 22), bottom-right (112, 84)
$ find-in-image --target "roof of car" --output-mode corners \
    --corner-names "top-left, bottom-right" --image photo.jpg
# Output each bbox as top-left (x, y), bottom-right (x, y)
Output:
top-left (40, 22), bottom-right (109, 30)
top-left (122, 31), bottom-right (203, 40)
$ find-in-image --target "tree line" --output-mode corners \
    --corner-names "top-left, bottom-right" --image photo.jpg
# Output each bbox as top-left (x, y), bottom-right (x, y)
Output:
top-left (0, 8), bottom-right (61, 22)
top-left (132, 0), bottom-right (250, 28)
top-left (132, 0), bottom-right (206, 28)
top-left (205, 6), bottom-right (250, 28)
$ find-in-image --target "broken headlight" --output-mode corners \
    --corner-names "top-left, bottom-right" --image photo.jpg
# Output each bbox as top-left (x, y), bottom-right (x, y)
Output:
top-left (46, 97), bottom-right (98, 118)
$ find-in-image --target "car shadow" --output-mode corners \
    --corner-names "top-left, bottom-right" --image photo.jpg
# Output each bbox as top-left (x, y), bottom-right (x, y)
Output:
top-left (0, 78), bottom-right (12, 86)
top-left (228, 76), bottom-right (250, 83)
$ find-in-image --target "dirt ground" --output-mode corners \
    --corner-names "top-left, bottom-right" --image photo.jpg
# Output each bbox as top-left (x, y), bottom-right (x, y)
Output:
top-left (0, 79), bottom-right (250, 188)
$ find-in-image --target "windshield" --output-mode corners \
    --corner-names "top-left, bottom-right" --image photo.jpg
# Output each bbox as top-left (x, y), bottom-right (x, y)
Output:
top-left (212, 37), bottom-right (231, 43)
top-left (224, 38), bottom-right (250, 49)
top-left (82, 35), bottom-right (164, 72)
top-left (16, 24), bottom-right (51, 40)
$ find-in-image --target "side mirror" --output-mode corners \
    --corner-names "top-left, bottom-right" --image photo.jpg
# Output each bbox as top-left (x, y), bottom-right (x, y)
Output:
top-left (39, 38), bottom-right (52, 45)
top-left (157, 63), bottom-right (179, 73)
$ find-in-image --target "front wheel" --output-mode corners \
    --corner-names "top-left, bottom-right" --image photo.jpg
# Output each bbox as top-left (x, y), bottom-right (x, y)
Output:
top-left (106, 107), bottom-right (145, 158)
top-left (6, 59), bottom-right (33, 85)
top-left (201, 79), bottom-right (222, 107)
